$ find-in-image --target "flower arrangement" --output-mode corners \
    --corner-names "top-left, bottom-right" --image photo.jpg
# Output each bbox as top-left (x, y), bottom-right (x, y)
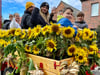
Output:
top-left (0, 23), bottom-right (100, 75)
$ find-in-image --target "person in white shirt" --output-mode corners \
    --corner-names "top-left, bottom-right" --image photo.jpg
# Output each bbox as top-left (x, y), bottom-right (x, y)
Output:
top-left (10, 13), bottom-right (21, 29)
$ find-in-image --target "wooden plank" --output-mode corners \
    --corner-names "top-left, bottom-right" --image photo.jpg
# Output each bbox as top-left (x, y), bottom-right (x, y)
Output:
top-left (27, 54), bottom-right (60, 74)
top-left (27, 54), bottom-right (73, 75)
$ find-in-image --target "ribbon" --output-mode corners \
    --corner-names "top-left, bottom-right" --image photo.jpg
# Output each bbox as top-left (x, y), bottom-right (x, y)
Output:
top-left (60, 61), bottom-right (79, 75)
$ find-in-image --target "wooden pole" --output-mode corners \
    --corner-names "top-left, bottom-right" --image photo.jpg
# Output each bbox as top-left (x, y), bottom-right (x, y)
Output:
top-left (0, 0), bottom-right (1, 28)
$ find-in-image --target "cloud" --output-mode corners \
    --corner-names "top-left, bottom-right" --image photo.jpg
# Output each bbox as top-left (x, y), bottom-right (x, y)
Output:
top-left (2, 0), bottom-right (82, 19)
top-left (62, 0), bottom-right (82, 10)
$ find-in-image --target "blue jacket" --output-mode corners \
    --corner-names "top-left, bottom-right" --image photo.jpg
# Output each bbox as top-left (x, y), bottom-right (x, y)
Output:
top-left (57, 18), bottom-right (77, 36)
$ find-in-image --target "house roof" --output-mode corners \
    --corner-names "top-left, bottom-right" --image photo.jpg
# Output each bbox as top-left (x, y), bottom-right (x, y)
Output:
top-left (61, 1), bottom-right (80, 11)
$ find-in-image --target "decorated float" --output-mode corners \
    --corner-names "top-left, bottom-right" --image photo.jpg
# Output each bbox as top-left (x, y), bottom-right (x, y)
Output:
top-left (0, 23), bottom-right (100, 75)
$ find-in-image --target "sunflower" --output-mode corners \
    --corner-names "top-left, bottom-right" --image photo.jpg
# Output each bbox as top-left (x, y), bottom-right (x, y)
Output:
top-left (88, 45), bottom-right (98, 55)
top-left (62, 26), bottom-right (75, 38)
top-left (32, 45), bottom-right (40, 55)
top-left (75, 36), bottom-right (80, 41)
top-left (89, 31), bottom-right (94, 41)
top-left (4, 30), bottom-right (10, 37)
top-left (9, 28), bottom-right (16, 36)
top-left (77, 30), bottom-right (82, 37)
top-left (0, 30), bottom-right (5, 38)
top-left (33, 25), bottom-right (41, 38)
top-left (0, 39), bottom-right (5, 46)
top-left (46, 39), bottom-right (57, 52)
top-left (77, 47), bottom-right (88, 56)
top-left (67, 45), bottom-right (77, 56)
top-left (82, 28), bottom-right (91, 40)
top-left (4, 41), bottom-right (8, 48)
top-left (27, 28), bottom-right (34, 39)
top-left (27, 28), bottom-right (32, 37)
top-left (25, 45), bottom-right (31, 52)
top-left (15, 28), bottom-right (22, 36)
top-left (75, 54), bottom-right (87, 63)
top-left (20, 29), bottom-right (26, 39)
top-left (42, 25), bottom-right (50, 35)
top-left (50, 23), bottom-right (61, 35)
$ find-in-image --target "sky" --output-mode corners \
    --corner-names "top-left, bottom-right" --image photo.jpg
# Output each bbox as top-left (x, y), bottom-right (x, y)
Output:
top-left (2, 0), bottom-right (82, 19)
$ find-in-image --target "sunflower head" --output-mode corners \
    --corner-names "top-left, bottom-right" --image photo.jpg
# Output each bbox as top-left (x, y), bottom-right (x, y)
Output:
top-left (20, 29), bottom-right (26, 39)
top-left (75, 54), bottom-right (87, 63)
top-left (88, 45), bottom-right (98, 55)
top-left (25, 45), bottom-right (31, 52)
top-left (42, 25), bottom-right (50, 35)
top-left (46, 39), bottom-right (57, 52)
top-left (9, 28), bottom-right (16, 36)
top-left (32, 45), bottom-right (40, 55)
top-left (82, 28), bottom-right (91, 40)
top-left (50, 23), bottom-right (61, 35)
top-left (33, 25), bottom-right (41, 38)
top-left (14, 28), bottom-right (22, 36)
top-left (62, 27), bottom-right (75, 38)
top-left (67, 45), bottom-right (77, 56)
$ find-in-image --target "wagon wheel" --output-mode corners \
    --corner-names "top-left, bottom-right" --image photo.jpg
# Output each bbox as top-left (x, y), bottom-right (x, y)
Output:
top-left (3, 67), bottom-right (13, 75)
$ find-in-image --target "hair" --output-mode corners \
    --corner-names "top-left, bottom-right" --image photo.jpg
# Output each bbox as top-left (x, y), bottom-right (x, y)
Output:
top-left (77, 12), bottom-right (85, 17)
top-left (63, 7), bottom-right (73, 13)
top-left (9, 14), bottom-right (13, 18)
top-left (13, 13), bottom-right (19, 17)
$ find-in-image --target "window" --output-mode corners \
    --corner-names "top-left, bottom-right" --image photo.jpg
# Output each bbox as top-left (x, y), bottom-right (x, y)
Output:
top-left (91, 3), bottom-right (99, 16)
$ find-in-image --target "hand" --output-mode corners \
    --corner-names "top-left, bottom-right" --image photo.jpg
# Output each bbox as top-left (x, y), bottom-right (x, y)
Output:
top-left (73, 25), bottom-right (78, 29)
top-left (34, 7), bottom-right (39, 13)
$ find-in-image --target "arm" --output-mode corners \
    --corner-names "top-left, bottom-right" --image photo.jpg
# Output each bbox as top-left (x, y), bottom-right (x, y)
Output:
top-left (30, 7), bottom-right (39, 27)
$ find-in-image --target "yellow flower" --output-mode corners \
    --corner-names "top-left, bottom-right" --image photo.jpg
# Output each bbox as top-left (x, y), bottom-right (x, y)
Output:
top-left (62, 26), bottom-right (75, 38)
top-left (13, 39), bottom-right (16, 43)
top-left (27, 28), bottom-right (32, 37)
top-left (0, 30), bottom-right (5, 38)
top-left (9, 28), bottom-right (16, 36)
top-left (32, 45), bottom-right (40, 55)
top-left (0, 39), bottom-right (5, 46)
top-left (25, 45), bottom-right (31, 52)
top-left (50, 23), bottom-right (61, 35)
top-left (15, 28), bottom-right (22, 36)
top-left (82, 28), bottom-right (91, 40)
top-left (89, 31), bottom-right (94, 41)
top-left (67, 45), bottom-right (77, 56)
top-left (4, 30), bottom-right (10, 37)
top-left (75, 54), bottom-right (87, 63)
top-left (75, 36), bottom-right (80, 41)
top-left (33, 25), bottom-right (41, 38)
top-left (88, 45), bottom-right (98, 55)
top-left (46, 39), bottom-right (57, 52)
top-left (4, 41), bottom-right (8, 48)
top-left (27, 28), bottom-right (34, 39)
top-left (42, 25), bottom-right (50, 35)
top-left (77, 30), bottom-right (82, 37)
top-left (20, 29), bottom-right (26, 39)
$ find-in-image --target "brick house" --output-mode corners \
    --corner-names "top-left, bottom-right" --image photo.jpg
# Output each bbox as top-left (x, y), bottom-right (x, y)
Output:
top-left (81, 0), bottom-right (100, 29)
top-left (56, 1), bottom-right (80, 23)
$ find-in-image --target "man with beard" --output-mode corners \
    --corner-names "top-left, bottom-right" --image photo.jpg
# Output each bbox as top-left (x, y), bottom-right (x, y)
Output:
top-left (21, 2), bottom-right (35, 29)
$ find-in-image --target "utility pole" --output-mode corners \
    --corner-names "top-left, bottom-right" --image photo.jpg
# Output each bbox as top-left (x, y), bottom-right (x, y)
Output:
top-left (0, 0), bottom-right (1, 28)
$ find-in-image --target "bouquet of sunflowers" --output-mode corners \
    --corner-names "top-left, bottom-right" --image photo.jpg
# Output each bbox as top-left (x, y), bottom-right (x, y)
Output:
top-left (0, 23), bottom-right (100, 75)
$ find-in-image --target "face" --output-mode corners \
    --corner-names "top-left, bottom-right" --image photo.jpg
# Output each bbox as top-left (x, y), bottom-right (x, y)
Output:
top-left (41, 6), bottom-right (48, 14)
top-left (28, 5), bottom-right (35, 13)
top-left (77, 16), bottom-right (84, 22)
top-left (51, 8), bottom-right (56, 14)
top-left (14, 13), bottom-right (20, 23)
top-left (9, 16), bottom-right (13, 21)
top-left (63, 9), bottom-right (73, 20)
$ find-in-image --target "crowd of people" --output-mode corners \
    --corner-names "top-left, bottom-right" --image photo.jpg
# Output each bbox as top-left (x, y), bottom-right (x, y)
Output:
top-left (2, 1), bottom-right (88, 30)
